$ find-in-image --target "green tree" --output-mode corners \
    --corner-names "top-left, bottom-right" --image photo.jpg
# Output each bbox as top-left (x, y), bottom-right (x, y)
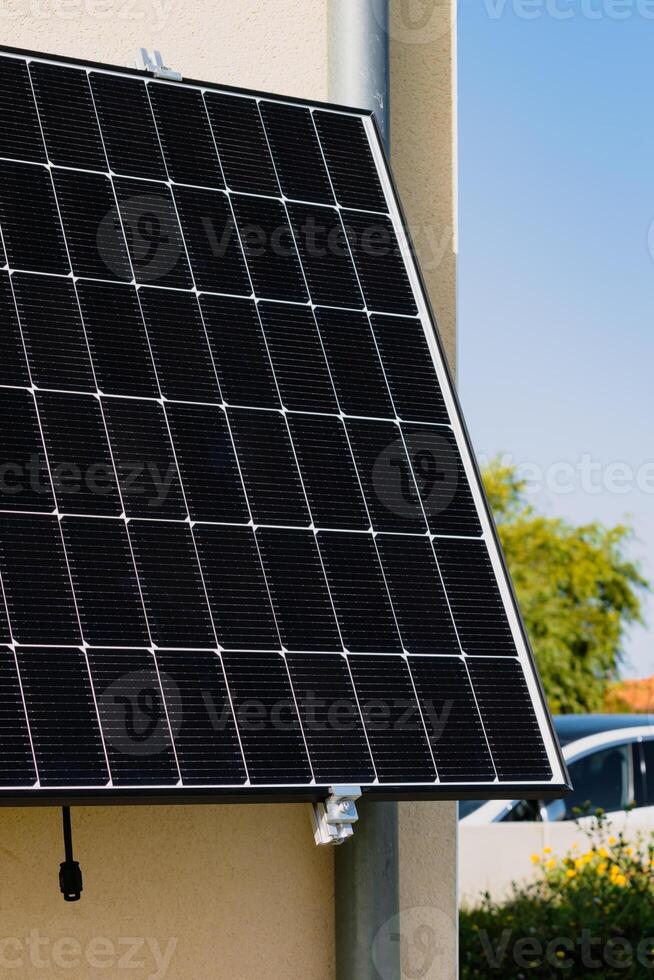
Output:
top-left (482, 460), bottom-right (649, 714)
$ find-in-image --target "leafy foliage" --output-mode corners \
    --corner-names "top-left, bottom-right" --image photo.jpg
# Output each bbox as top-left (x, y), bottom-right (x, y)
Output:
top-left (460, 813), bottom-right (654, 978)
top-left (482, 461), bottom-right (648, 714)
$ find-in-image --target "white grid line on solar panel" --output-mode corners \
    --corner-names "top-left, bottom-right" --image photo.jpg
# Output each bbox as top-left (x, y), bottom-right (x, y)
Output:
top-left (0, 231), bottom-right (119, 788)
top-left (0, 510), bottom-right (485, 546)
top-left (306, 109), bottom-right (468, 641)
top-left (363, 115), bottom-right (564, 785)
top-left (144, 78), bottom-right (349, 783)
top-left (0, 151), bottom-right (391, 219)
top-left (0, 643), bottom-right (540, 791)
top-left (26, 63), bottom-right (180, 788)
top-left (82, 65), bottom-right (258, 787)
top-left (301, 120), bottom-right (467, 775)
top-left (0, 49), bottom-right (564, 792)
top-left (2, 264), bottom-right (431, 325)
top-left (0, 378), bottom-right (457, 428)
top-left (248, 101), bottom-right (393, 779)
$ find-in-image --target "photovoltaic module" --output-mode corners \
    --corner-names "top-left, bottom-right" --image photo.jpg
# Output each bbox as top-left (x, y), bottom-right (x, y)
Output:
top-left (0, 45), bottom-right (568, 803)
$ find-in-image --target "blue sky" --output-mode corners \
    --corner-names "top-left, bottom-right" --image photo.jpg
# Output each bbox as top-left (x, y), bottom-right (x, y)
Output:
top-left (457, 2), bottom-right (652, 678)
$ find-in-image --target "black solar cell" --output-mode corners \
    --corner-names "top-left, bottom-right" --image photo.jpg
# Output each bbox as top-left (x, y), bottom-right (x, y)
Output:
top-left (315, 307), bottom-right (394, 418)
top-left (90, 72), bottom-right (167, 181)
top-left (30, 63), bottom-right (106, 171)
top-left (348, 654), bottom-right (436, 783)
top-left (77, 281), bottom-right (159, 398)
top-left (166, 403), bottom-right (248, 524)
top-left (433, 538), bottom-right (517, 657)
top-left (201, 294), bottom-right (280, 409)
top-left (138, 287), bottom-right (220, 403)
top-left (128, 520), bottom-right (214, 648)
top-left (258, 302), bottom-right (338, 413)
top-left (0, 514), bottom-right (80, 644)
top-left (86, 648), bottom-right (178, 785)
top-left (148, 82), bottom-right (224, 189)
top-left (370, 314), bottom-right (450, 424)
top-left (195, 525), bottom-right (279, 651)
top-left (344, 418), bottom-right (427, 533)
top-left (0, 648), bottom-right (37, 785)
top-left (155, 649), bottom-right (246, 785)
top-left (204, 93), bottom-right (279, 197)
top-left (222, 652), bottom-right (312, 784)
top-left (17, 647), bottom-right (109, 786)
top-left (260, 101), bottom-right (334, 205)
top-left (227, 408), bottom-right (310, 527)
top-left (102, 397), bottom-right (185, 520)
top-left (13, 274), bottom-right (96, 391)
top-left (256, 528), bottom-right (341, 651)
top-left (231, 194), bottom-right (308, 304)
top-left (318, 531), bottom-right (402, 653)
top-left (37, 390), bottom-right (121, 516)
top-left (0, 273), bottom-right (30, 388)
top-left (0, 161), bottom-right (69, 274)
top-left (62, 517), bottom-right (149, 646)
top-left (287, 413), bottom-right (368, 530)
top-left (0, 388), bottom-right (53, 513)
top-left (285, 653), bottom-right (376, 783)
top-left (409, 656), bottom-right (496, 783)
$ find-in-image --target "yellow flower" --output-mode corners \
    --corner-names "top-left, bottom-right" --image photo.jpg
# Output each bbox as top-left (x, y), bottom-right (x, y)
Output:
top-left (566, 869), bottom-right (577, 879)
top-left (597, 862), bottom-right (608, 875)
top-left (608, 836), bottom-right (617, 846)
top-left (543, 847), bottom-right (552, 855)
top-left (531, 854), bottom-right (541, 864)
top-left (625, 847), bottom-right (634, 857)
top-left (598, 847), bottom-right (609, 858)
top-left (545, 859), bottom-right (557, 870)
top-left (574, 858), bottom-right (584, 869)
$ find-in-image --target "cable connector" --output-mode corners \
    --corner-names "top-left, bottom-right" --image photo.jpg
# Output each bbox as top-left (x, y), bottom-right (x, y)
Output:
top-left (59, 807), bottom-right (83, 902)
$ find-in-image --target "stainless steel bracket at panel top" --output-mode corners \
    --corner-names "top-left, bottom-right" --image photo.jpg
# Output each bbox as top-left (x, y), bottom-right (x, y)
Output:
top-left (135, 49), bottom-right (182, 82)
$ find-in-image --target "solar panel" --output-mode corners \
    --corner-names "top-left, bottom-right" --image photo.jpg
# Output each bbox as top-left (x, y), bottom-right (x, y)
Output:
top-left (0, 44), bottom-right (568, 803)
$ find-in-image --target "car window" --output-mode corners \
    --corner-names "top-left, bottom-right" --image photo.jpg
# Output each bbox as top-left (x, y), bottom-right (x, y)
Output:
top-left (500, 799), bottom-right (542, 823)
top-left (458, 800), bottom-right (484, 819)
top-left (640, 739), bottom-right (654, 806)
top-left (564, 743), bottom-right (631, 818)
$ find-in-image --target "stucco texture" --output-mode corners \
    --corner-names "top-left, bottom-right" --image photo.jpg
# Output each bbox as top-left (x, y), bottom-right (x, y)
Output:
top-left (0, 2), bottom-right (458, 978)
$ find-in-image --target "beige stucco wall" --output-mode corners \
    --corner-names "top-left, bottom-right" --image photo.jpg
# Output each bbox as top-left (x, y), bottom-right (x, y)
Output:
top-left (0, 2), bottom-right (458, 978)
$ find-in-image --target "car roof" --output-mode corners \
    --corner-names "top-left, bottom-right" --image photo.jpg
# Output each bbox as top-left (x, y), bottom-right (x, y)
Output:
top-left (554, 714), bottom-right (653, 746)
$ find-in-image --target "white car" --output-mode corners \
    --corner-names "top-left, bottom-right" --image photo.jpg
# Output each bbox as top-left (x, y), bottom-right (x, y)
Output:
top-left (459, 714), bottom-right (654, 901)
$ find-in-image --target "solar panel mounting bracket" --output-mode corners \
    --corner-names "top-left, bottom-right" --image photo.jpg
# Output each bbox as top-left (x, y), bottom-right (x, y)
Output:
top-left (311, 785), bottom-right (361, 846)
top-left (135, 48), bottom-right (182, 81)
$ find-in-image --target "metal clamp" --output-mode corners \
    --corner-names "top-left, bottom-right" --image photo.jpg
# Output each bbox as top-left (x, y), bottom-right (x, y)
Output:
top-left (312, 786), bottom-right (361, 846)
top-left (135, 49), bottom-right (182, 82)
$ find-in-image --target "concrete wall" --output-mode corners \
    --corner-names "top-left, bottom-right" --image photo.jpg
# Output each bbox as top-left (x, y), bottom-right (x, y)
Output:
top-left (0, 2), bottom-right (458, 977)
top-left (460, 810), bottom-right (654, 905)
top-left (392, 4), bottom-right (459, 978)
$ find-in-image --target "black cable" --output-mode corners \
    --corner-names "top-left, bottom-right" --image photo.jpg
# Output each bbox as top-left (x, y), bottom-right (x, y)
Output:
top-left (59, 807), bottom-right (83, 902)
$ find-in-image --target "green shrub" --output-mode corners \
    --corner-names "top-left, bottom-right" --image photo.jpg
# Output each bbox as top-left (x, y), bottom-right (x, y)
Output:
top-left (460, 812), bottom-right (654, 978)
